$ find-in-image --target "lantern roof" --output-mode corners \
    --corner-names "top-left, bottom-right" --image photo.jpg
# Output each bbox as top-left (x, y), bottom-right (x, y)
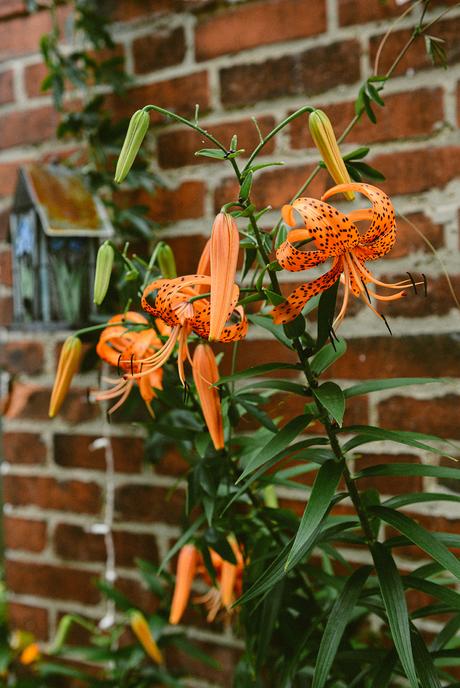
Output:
top-left (12, 163), bottom-right (114, 238)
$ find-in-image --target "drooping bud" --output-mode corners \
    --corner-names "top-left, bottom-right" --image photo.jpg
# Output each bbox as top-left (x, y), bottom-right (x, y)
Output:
top-left (192, 344), bottom-right (224, 451)
top-left (156, 242), bottom-right (177, 279)
top-left (209, 212), bottom-right (239, 341)
top-left (19, 642), bottom-right (40, 665)
top-left (129, 610), bottom-right (164, 665)
top-left (308, 109), bottom-right (354, 201)
top-left (48, 336), bottom-right (82, 418)
top-left (114, 109), bottom-right (150, 184)
top-left (93, 241), bottom-right (114, 305)
top-left (169, 544), bottom-right (200, 625)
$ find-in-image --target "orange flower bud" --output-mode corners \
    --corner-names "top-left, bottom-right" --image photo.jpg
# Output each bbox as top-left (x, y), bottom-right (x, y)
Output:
top-left (169, 544), bottom-right (199, 625)
top-left (209, 212), bottom-right (239, 341)
top-left (48, 336), bottom-right (82, 418)
top-left (192, 344), bottom-right (224, 451)
top-left (309, 109), bottom-right (354, 201)
top-left (19, 642), bottom-right (40, 665)
top-left (129, 610), bottom-right (163, 665)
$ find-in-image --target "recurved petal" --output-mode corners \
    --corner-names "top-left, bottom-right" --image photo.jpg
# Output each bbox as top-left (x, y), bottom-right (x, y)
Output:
top-left (276, 238), bottom-right (331, 272)
top-left (192, 343), bottom-right (224, 450)
top-left (209, 213), bottom-right (240, 341)
top-left (271, 258), bottom-right (343, 324)
top-left (289, 198), bottom-right (360, 254)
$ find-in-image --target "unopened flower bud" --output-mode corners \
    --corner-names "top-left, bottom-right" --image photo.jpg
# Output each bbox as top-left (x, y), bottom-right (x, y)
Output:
top-left (129, 610), bottom-right (163, 665)
top-left (309, 109), bottom-right (354, 201)
top-left (114, 109), bottom-right (150, 183)
top-left (49, 336), bottom-right (82, 418)
top-left (156, 242), bottom-right (177, 279)
top-left (93, 241), bottom-right (114, 305)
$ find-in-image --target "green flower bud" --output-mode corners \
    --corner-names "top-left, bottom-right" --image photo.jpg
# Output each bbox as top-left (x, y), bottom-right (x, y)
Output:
top-left (114, 109), bottom-right (150, 183)
top-left (156, 242), bottom-right (177, 278)
top-left (309, 109), bottom-right (354, 201)
top-left (93, 241), bottom-right (114, 305)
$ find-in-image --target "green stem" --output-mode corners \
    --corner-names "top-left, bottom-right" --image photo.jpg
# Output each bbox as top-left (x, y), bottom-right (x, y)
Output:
top-left (74, 321), bottom-right (148, 338)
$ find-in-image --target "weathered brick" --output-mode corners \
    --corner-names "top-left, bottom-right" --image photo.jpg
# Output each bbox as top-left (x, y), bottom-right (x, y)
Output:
top-left (290, 89), bottom-right (444, 148)
top-left (0, 69), bottom-right (14, 104)
top-left (166, 641), bottom-right (241, 686)
top-left (389, 212), bottom-right (444, 259)
top-left (2, 432), bottom-right (46, 464)
top-left (154, 446), bottom-right (189, 477)
top-left (114, 484), bottom-right (185, 524)
top-left (113, 530), bottom-right (159, 568)
top-left (157, 116), bottom-right (276, 169)
top-left (327, 335), bottom-right (460, 379)
top-left (5, 559), bottom-right (100, 604)
top-left (101, 0), bottom-right (175, 21)
top-left (133, 26), bottom-right (186, 74)
top-left (54, 523), bottom-right (105, 563)
top-left (3, 475), bottom-right (102, 514)
top-left (0, 160), bottom-right (27, 198)
top-left (0, 1), bottom-right (27, 20)
top-left (369, 146), bottom-right (460, 197)
top-left (166, 234), bottom-right (208, 275)
top-left (356, 453), bottom-right (423, 494)
top-left (0, 8), bottom-right (66, 60)
top-left (23, 61), bottom-right (48, 98)
top-left (378, 274), bottom-right (460, 318)
top-left (0, 296), bottom-right (13, 325)
top-left (108, 72), bottom-right (209, 123)
top-left (369, 17), bottom-right (460, 77)
top-left (214, 338), bottom-right (298, 377)
top-left (378, 394), bottom-right (460, 440)
top-left (53, 434), bottom-right (144, 473)
top-left (0, 207), bottom-right (9, 240)
top-left (3, 516), bottom-right (47, 552)
top-left (338, 0), bottom-right (401, 26)
top-left (0, 248), bottom-right (12, 286)
top-left (195, 0), bottom-right (327, 61)
top-left (0, 106), bottom-right (59, 150)
top-left (0, 341), bottom-right (44, 374)
top-left (220, 40), bottom-right (360, 108)
top-left (6, 384), bottom-right (99, 423)
top-left (122, 181), bottom-right (205, 224)
top-left (7, 602), bottom-right (49, 640)
top-left (114, 576), bottom-right (159, 614)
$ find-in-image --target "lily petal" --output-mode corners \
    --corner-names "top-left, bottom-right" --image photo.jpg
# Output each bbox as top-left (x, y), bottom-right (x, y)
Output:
top-left (209, 212), bottom-right (240, 341)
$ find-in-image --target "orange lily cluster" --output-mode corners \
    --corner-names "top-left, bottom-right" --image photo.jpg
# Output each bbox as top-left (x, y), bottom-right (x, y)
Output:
top-left (272, 182), bottom-right (418, 329)
top-left (169, 541), bottom-right (244, 625)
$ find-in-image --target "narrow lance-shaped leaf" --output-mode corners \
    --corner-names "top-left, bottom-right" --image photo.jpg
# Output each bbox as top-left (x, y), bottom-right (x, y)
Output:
top-left (312, 566), bottom-right (371, 688)
top-left (371, 542), bottom-right (418, 688)
top-left (344, 377), bottom-right (443, 398)
top-left (314, 381), bottom-right (345, 426)
top-left (285, 459), bottom-right (343, 571)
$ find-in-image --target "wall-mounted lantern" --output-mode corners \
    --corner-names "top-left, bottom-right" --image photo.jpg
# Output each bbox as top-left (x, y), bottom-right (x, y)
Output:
top-left (10, 163), bottom-right (113, 328)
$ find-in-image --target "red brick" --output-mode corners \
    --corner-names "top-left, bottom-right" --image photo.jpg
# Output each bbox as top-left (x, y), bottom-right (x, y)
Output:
top-left (53, 434), bottom-right (144, 473)
top-left (157, 116), bottom-right (276, 169)
top-left (0, 8), bottom-right (63, 60)
top-left (0, 160), bottom-right (27, 198)
top-left (369, 146), bottom-right (460, 197)
top-left (378, 394), bottom-right (460, 440)
top-left (195, 0), bottom-right (327, 61)
top-left (0, 69), bottom-right (14, 104)
top-left (0, 1), bottom-right (27, 19)
top-left (54, 523), bottom-right (105, 563)
top-left (0, 296), bottom-right (13, 325)
top-left (154, 446), bottom-right (189, 477)
top-left (214, 338), bottom-right (298, 377)
top-left (214, 165), bottom-right (329, 213)
top-left (0, 248), bottom-right (12, 286)
top-left (2, 432), bottom-right (46, 464)
top-left (378, 274), bottom-right (460, 318)
top-left (133, 27), bottom-right (186, 74)
top-left (0, 341), bottom-right (44, 374)
top-left (102, 0), bottom-right (176, 21)
top-left (0, 207), bottom-right (9, 240)
top-left (108, 72), bottom-right (209, 123)
top-left (339, 0), bottom-right (401, 26)
top-left (328, 334), bottom-right (460, 379)
top-left (5, 559), bottom-right (100, 604)
top-left (113, 530), bottom-right (159, 568)
top-left (3, 516), bottom-right (47, 552)
top-left (167, 234), bottom-right (208, 275)
top-left (356, 453), bottom-right (423, 494)
top-left (166, 641), bottom-right (241, 686)
top-left (124, 181), bottom-right (205, 224)
top-left (0, 106), bottom-right (59, 150)
top-left (7, 602), bottom-right (49, 640)
top-left (389, 212), bottom-right (444, 259)
top-left (3, 475), bottom-right (102, 514)
top-left (23, 61), bottom-right (48, 99)
top-left (369, 17), bottom-right (460, 77)
top-left (114, 576), bottom-right (159, 614)
top-left (220, 40), bottom-right (360, 108)
top-left (290, 88), bottom-right (443, 149)
top-left (6, 383), bottom-right (99, 423)
top-left (114, 484), bottom-right (185, 524)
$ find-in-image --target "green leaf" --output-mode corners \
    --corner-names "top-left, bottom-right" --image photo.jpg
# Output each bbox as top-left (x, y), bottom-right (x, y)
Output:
top-left (96, 580), bottom-right (134, 611)
top-left (195, 148), bottom-right (227, 159)
top-left (256, 580), bottom-right (285, 668)
top-left (404, 575), bottom-right (460, 611)
top-left (317, 280), bottom-right (340, 349)
top-left (314, 382), bottom-right (345, 426)
top-left (217, 361), bottom-right (300, 385)
top-left (237, 414), bottom-right (312, 483)
top-left (238, 379), bottom-right (309, 396)
top-left (342, 425), bottom-right (459, 460)
top-left (344, 377), bottom-right (441, 398)
top-left (158, 515), bottom-right (205, 573)
top-left (369, 650), bottom-right (397, 688)
top-left (286, 459), bottom-right (342, 571)
top-left (237, 397), bottom-right (278, 432)
top-left (343, 146), bottom-right (370, 161)
top-left (356, 464), bottom-right (460, 483)
top-left (310, 338), bottom-right (347, 375)
top-left (372, 506), bottom-right (460, 580)
top-left (312, 566), bottom-right (371, 688)
top-left (351, 161), bottom-right (385, 181)
top-left (371, 542), bottom-right (418, 688)
top-left (239, 171), bottom-right (253, 200)
top-left (410, 623), bottom-right (442, 688)
top-left (384, 492), bottom-right (460, 509)
top-left (248, 313), bottom-right (293, 348)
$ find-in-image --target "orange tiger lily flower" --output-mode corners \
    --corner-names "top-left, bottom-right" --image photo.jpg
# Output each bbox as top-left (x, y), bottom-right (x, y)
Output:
top-left (209, 212), bottom-right (240, 341)
top-left (192, 343), bottom-right (224, 450)
top-left (272, 182), bottom-right (420, 329)
top-left (93, 311), bottom-right (164, 416)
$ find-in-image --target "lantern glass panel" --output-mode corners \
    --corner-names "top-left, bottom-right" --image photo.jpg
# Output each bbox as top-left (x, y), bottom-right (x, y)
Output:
top-left (13, 210), bottom-right (40, 322)
top-left (46, 236), bottom-right (94, 325)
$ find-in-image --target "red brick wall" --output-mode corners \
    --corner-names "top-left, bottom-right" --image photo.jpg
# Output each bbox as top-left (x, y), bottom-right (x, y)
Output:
top-left (0, 0), bottom-right (460, 683)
